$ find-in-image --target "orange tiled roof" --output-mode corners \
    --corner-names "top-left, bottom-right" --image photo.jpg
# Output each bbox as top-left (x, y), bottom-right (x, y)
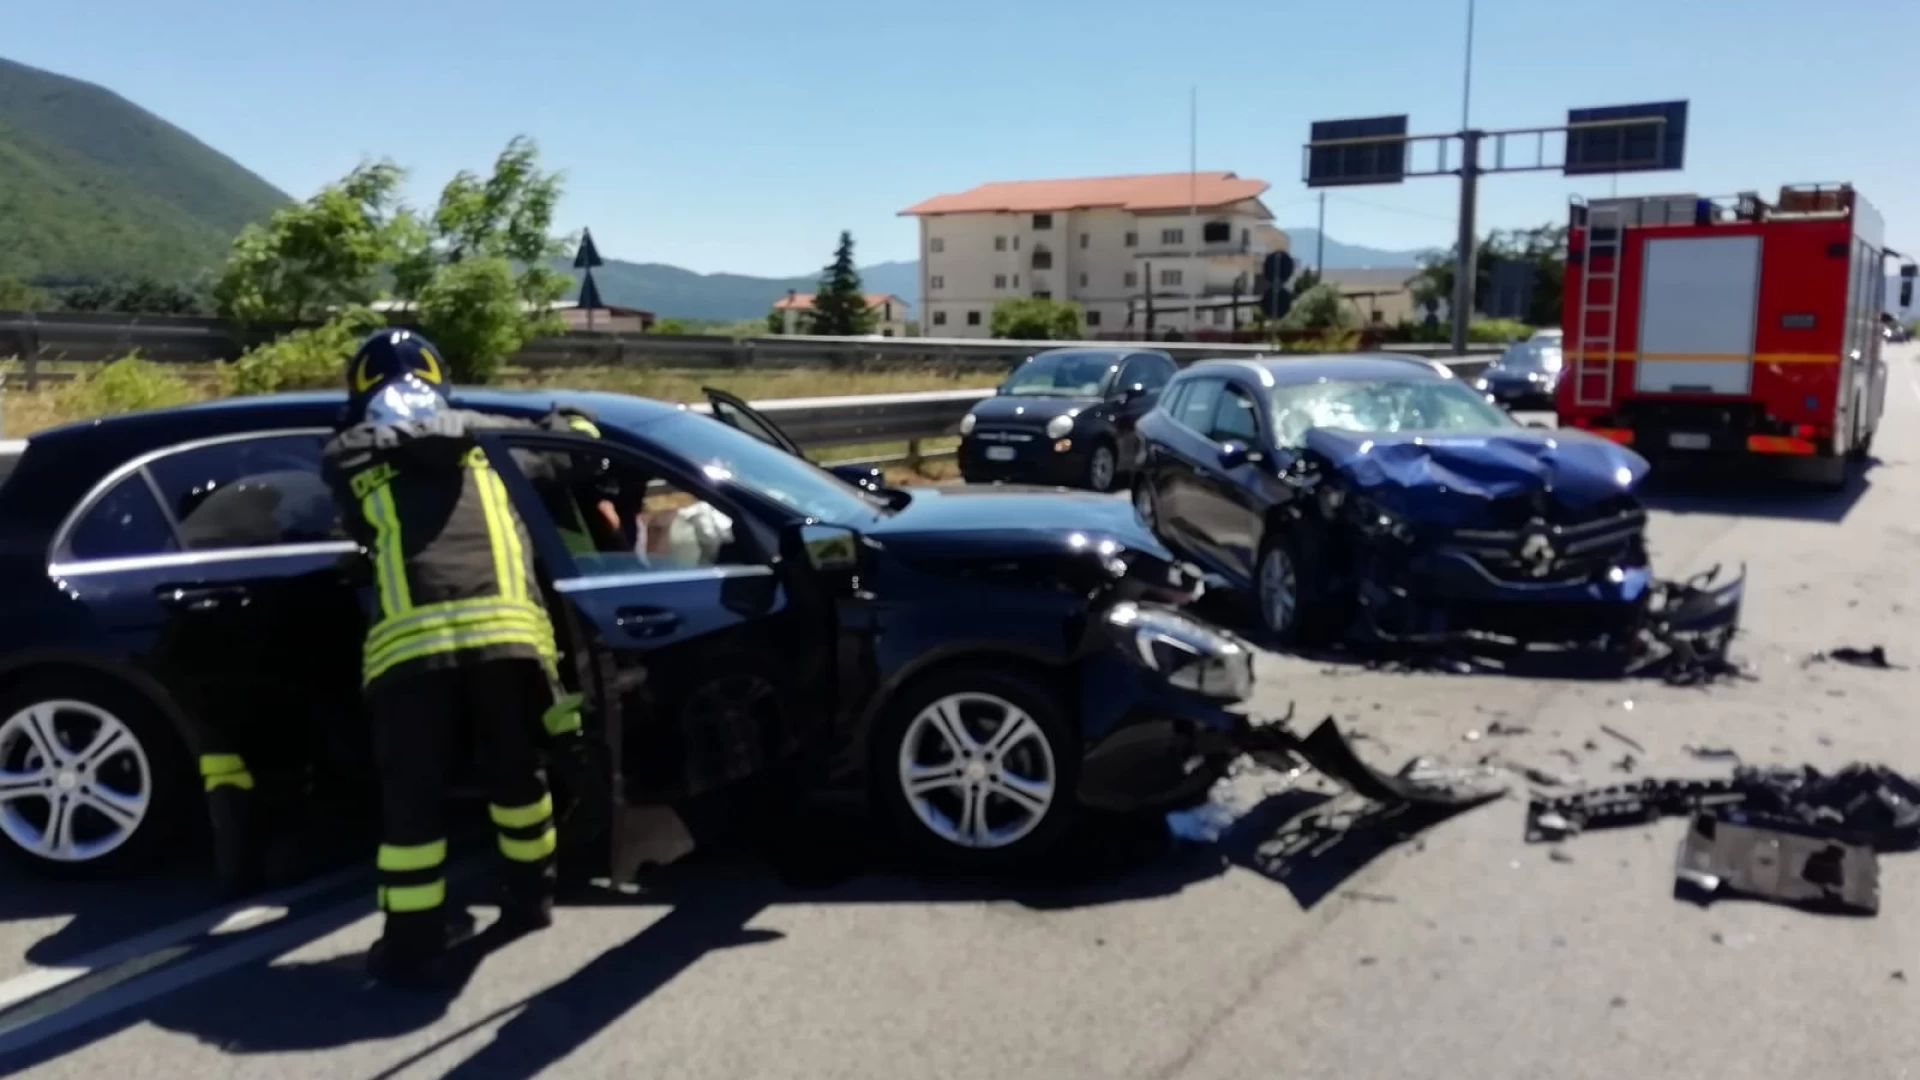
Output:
top-left (773, 293), bottom-right (905, 311)
top-left (899, 172), bottom-right (1270, 216)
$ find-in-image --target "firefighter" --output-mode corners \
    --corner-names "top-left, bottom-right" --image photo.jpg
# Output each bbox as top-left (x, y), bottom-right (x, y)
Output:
top-left (321, 329), bottom-right (596, 988)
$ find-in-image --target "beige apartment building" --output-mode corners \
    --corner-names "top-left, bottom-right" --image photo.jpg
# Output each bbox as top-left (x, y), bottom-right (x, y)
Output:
top-left (900, 172), bottom-right (1286, 339)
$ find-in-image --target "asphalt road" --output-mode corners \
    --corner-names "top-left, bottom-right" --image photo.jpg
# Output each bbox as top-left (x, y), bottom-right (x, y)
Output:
top-left (7, 348), bottom-right (1920, 1079)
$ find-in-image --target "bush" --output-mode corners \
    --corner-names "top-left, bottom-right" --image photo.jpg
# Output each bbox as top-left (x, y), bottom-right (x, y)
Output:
top-left (222, 307), bottom-right (384, 396)
top-left (55, 352), bottom-right (200, 420)
top-left (1469, 318), bottom-right (1533, 343)
top-left (1286, 328), bottom-right (1365, 353)
top-left (990, 297), bottom-right (1083, 340)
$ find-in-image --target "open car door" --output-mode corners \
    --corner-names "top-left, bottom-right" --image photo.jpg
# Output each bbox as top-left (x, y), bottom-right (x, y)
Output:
top-left (479, 427), bottom-right (838, 882)
top-left (702, 387), bottom-right (892, 496)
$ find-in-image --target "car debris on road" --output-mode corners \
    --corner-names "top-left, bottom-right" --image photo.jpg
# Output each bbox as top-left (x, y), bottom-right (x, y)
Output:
top-left (1523, 763), bottom-right (1920, 916)
top-left (1807, 645), bottom-right (1897, 670)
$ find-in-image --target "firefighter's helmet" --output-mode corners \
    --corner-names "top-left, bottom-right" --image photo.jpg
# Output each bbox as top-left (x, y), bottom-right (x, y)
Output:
top-left (346, 330), bottom-right (448, 418)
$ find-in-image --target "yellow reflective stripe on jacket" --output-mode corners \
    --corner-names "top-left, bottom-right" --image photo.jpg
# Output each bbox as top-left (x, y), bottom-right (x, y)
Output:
top-left (376, 839), bottom-right (447, 872)
top-left (379, 881), bottom-right (446, 913)
top-left (365, 597), bottom-right (553, 658)
top-left (361, 485), bottom-right (411, 620)
top-left (198, 753), bottom-right (255, 792)
top-left (489, 794), bottom-right (554, 830)
top-left (363, 625), bottom-right (558, 685)
top-left (467, 451), bottom-right (527, 605)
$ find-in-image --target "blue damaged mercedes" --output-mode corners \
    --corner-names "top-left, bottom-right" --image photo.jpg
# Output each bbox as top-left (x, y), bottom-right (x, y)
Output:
top-left (1130, 354), bottom-right (1743, 674)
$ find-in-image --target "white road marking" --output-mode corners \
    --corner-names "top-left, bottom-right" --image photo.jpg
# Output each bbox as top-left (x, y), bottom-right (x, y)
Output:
top-left (0, 866), bottom-right (364, 1014)
top-left (0, 857), bottom-right (487, 1059)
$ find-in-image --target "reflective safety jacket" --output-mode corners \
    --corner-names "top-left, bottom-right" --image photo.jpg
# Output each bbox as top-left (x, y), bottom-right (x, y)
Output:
top-left (322, 407), bottom-right (585, 690)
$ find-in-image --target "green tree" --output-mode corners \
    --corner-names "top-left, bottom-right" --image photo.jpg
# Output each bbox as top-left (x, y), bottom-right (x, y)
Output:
top-left (648, 317), bottom-right (690, 335)
top-left (214, 161), bottom-right (415, 326)
top-left (0, 276), bottom-right (47, 310)
top-left (397, 138), bottom-right (571, 383)
top-left (807, 232), bottom-right (875, 336)
top-left (1278, 282), bottom-right (1355, 332)
top-left (1291, 266), bottom-right (1322, 294)
top-left (222, 307), bottom-right (385, 396)
top-left (765, 309), bottom-right (786, 334)
top-left (1407, 223), bottom-right (1566, 327)
top-left (990, 297), bottom-right (1084, 339)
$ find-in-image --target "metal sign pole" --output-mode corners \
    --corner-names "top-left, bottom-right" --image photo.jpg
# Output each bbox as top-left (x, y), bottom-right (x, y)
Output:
top-left (1451, 129), bottom-right (1481, 356)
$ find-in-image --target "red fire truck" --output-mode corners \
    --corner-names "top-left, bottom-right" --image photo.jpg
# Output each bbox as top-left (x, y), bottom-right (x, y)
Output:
top-left (1556, 184), bottom-right (1916, 488)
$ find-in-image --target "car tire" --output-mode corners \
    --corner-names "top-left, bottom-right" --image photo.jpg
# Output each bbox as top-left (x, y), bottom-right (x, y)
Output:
top-left (1131, 477), bottom-right (1159, 532)
top-left (869, 665), bottom-right (1080, 873)
top-left (1084, 440), bottom-right (1118, 493)
top-left (1254, 527), bottom-right (1339, 647)
top-left (0, 676), bottom-right (194, 880)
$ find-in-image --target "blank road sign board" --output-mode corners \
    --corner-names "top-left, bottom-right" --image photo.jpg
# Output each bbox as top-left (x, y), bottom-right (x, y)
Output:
top-left (1565, 100), bottom-right (1688, 175)
top-left (1306, 115), bottom-right (1410, 187)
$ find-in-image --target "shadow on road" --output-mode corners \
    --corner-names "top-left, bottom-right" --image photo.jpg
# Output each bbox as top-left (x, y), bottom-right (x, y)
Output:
top-left (0, 865), bottom-right (222, 968)
top-left (0, 780), bottom-right (1486, 1078)
top-left (1637, 454), bottom-right (1879, 524)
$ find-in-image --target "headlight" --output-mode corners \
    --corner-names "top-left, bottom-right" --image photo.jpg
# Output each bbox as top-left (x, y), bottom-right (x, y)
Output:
top-left (959, 413), bottom-right (977, 436)
top-left (1045, 413), bottom-right (1075, 440)
top-left (1354, 498), bottom-right (1416, 543)
top-left (1473, 377), bottom-right (1489, 391)
top-left (1106, 602), bottom-right (1254, 702)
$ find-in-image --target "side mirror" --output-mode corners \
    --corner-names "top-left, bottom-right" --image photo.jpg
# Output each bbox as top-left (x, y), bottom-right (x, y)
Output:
top-left (828, 463), bottom-right (886, 493)
top-left (1217, 441), bottom-right (1262, 469)
top-left (792, 522), bottom-right (861, 574)
top-left (1121, 383), bottom-right (1148, 403)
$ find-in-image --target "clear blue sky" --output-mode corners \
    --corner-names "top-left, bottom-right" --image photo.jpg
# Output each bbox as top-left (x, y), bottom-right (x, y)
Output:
top-left (12, 0), bottom-right (1919, 276)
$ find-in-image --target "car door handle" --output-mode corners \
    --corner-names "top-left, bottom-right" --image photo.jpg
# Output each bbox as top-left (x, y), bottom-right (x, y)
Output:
top-left (614, 607), bottom-right (680, 638)
top-left (156, 584), bottom-right (251, 612)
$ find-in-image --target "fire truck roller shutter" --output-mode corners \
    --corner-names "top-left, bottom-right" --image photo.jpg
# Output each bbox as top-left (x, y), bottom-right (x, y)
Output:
top-left (1635, 234), bottom-right (1763, 396)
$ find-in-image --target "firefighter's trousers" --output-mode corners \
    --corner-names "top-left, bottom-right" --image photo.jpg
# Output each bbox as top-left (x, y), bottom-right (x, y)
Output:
top-left (367, 658), bottom-right (561, 949)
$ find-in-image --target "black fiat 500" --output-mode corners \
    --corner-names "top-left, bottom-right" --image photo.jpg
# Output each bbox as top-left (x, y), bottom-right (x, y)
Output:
top-left (0, 387), bottom-right (1259, 880)
top-left (957, 347), bottom-right (1177, 492)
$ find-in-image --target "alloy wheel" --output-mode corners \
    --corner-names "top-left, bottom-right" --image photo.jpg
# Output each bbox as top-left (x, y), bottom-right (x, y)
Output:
top-left (1258, 545), bottom-right (1298, 636)
top-left (0, 700), bottom-right (153, 863)
top-left (1088, 446), bottom-right (1117, 492)
top-left (896, 692), bottom-right (1057, 850)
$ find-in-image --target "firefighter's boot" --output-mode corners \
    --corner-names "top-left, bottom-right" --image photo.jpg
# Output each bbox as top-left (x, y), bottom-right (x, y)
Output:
top-left (206, 786), bottom-right (265, 900)
top-left (367, 908), bottom-right (477, 990)
top-left (496, 861), bottom-right (557, 936)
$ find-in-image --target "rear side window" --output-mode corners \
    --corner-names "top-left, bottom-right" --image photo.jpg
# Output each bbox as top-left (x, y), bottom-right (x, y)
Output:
top-left (67, 475), bottom-right (179, 561)
top-left (145, 434), bottom-right (344, 551)
top-left (1171, 378), bottom-right (1224, 432)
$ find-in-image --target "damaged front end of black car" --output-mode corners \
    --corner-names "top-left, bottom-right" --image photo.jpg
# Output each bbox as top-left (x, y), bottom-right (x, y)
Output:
top-left (1285, 427), bottom-right (1746, 679)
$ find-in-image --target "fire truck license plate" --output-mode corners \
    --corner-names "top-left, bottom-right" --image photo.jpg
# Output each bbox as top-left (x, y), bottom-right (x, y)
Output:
top-left (1669, 433), bottom-right (1712, 450)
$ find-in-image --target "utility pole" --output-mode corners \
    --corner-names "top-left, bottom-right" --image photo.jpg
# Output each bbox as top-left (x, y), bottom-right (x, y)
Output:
top-left (1187, 84), bottom-right (1198, 335)
top-left (1315, 192), bottom-right (1326, 274)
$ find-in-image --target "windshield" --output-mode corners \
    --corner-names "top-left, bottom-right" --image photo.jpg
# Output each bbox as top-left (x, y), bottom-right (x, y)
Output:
top-left (1270, 378), bottom-right (1521, 447)
top-left (648, 412), bottom-right (882, 527)
top-left (998, 351), bottom-right (1119, 397)
top-left (1494, 341), bottom-right (1563, 373)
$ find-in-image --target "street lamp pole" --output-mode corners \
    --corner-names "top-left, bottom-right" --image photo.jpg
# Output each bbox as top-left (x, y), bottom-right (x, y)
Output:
top-left (1449, 0), bottom-right (1480, 356)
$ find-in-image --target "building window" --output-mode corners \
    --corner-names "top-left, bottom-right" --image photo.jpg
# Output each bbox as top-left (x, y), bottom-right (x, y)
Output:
top-left (1160, 269), bottom-right (1183, 287)
top-left (1012, 274), bottom-right (1020, 288)
top-left (930, 275), bottom-right (944, 290)
top-left (1123, 271), bottom-right (1138, 288)
top-left (1161, 228), bottom-right (1184, 246)
top-left (933, 310), bottom-right (948, 326)
top-left (1212, 308), bottom-right (1226, 326)
top-left (1078, 273), bottom-right (1089, 288)
top-left (1371, 309), bottom-right (1385, 325)
top-left (1034, 290), bottom-right (1051, 300)
top-left (1124, 231), bottom-right (1137, 248)
top-left (1032, 213), bottom-right (1052, 230)
top-left (1012, 236), bottom-right (1020, 251)
top-left (1086, 310), bottom-right (1102, 327)
top-left (930, 237), bottom-right (945, 253)
top-left (967, 310), bottom-right (981, 326)
top-left (1079, 233), bottom-right (1089, 249)
top-left (1202, 221), bottom-right (1231, 244)
top-left (1032, 250), bottom-right (1053, 270)
top-left (994, 274), bottom-right (1008, 289)
top-left (994, 236), bottom-right (1007, 252)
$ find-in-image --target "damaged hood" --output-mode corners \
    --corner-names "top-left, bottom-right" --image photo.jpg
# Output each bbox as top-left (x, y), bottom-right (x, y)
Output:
top-left (1305, 427), bottom-right (1650, 524)
top-left (868, 486), bottom-right (1201, 599)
